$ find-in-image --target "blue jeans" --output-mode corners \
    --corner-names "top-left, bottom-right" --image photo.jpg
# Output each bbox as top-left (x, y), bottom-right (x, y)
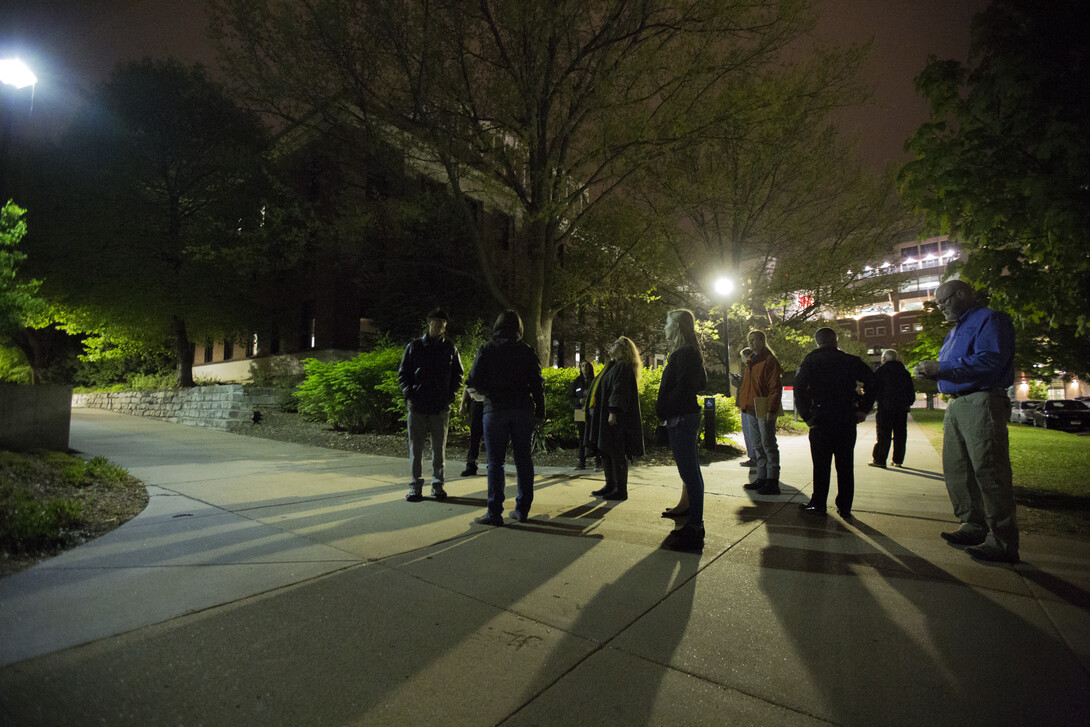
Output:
top-left (753, 415), bottom-right (779, 480)
top-left (740, 411), bottom-right (757, 460)
top-left (483, 408), bottom-right (535, 516)
top-left (668, 412), bottom-right (705, 529)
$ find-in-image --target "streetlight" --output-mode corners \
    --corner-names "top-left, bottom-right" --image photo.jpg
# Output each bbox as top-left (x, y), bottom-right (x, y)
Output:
top-left (0, 59), bottom-right (38, 89)
top-left (711, 273), bottom-right (735, 386)
top-left (0, 58), bottom-right (36, 203)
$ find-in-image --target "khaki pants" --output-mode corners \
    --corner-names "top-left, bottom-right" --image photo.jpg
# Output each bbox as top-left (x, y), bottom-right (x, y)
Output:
top-left (942, 391), bottom-right (1018, 555)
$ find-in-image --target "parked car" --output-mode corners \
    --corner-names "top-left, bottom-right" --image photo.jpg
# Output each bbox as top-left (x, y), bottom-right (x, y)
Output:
top-left (1011, 400), bottom-right (1044, 424)
top-left (1032, 399), bottom-right (1090, 432)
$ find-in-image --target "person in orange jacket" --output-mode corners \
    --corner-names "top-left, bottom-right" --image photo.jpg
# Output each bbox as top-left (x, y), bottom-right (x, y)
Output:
top-left (737, 330), bottom-right (783, 494)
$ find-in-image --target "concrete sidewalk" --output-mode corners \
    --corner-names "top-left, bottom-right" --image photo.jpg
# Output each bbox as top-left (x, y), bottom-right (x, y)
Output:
top-left (1, 408), bottom-right (1088, 725)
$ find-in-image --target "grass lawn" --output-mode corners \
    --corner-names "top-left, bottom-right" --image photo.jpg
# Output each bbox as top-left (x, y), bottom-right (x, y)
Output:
top-left (910, 408), bottom-right (1090, 537)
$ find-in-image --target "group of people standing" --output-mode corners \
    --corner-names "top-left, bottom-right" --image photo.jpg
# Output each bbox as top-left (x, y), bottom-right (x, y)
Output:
top-left (397, 277), bottom-right (1021, 564)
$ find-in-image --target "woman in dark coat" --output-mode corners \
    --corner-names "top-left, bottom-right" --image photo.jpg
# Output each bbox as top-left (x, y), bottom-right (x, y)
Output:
top-left (569, 360), bottom-right (596, 469)
top-left (656, 309), bottom-right (709, 551)
top-left (589, 336), bottom-right (645, 501)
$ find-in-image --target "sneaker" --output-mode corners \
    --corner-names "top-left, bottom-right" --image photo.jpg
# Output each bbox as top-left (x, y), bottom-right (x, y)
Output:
top-left (756, 479), bottom-right (780, 495)
top-left (431, 484), bottom-right (448, 500)
top-left (405, 481), bottom-right (424, 502)
top-left (474, 513), bottom-right (503, 526)
top-left (940, 530), bottom-right (986, 546)
top-left (508, 509), bottom-right (528, 522)
top-left (662, 525), bottom-right (705, 552)
top-left (743, 479), bottom-right (765, 490)
top-left (460, 465), bottom-right (478, 477)
top-left (965, 544), bottom-right (1019, 564)
top-left (739, 459), bottom-right (755, 467)
top-left (891, 463), bottom-right (905, 468)
top-left (867, 462), bottom-right (887, 469)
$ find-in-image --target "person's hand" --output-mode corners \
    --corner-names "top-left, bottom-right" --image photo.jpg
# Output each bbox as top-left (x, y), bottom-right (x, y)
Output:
top-left (804, 418), bottom-right (816, 427)
top-left (608, 412), bottom-right (618, 426)
top-left (916, 360), bottom-right (940, 378)
top-left (854, 410), bottom-right (868, 423)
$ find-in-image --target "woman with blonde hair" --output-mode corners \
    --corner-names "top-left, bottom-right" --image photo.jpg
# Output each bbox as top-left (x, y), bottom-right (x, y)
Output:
top-left (656, 309), bottom-right (709, 551)
top-left (588, 336), bottom-right (645, 501)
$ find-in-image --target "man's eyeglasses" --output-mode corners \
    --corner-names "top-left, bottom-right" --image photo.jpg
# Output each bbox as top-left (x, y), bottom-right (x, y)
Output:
top-left (936, 292), bottom-right (958, 308)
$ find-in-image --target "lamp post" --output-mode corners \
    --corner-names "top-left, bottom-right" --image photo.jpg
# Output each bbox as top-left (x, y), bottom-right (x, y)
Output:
top-left (712, 274), bottom-right (735, 385)
top-left (0, 58), bottom-right (37, 203)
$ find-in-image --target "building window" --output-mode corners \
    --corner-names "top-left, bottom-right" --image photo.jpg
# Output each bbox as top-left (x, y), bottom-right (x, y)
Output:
top-left (876, 326), bottom-right (886, 336)
top-left (864, 327), bottom-right (874, 337)
top-left (900, 324), bottom-right (911, 334)
top-left (203, 339), bottom-right (213, 363)
top-left (223, 339), bottom-right (234, 361)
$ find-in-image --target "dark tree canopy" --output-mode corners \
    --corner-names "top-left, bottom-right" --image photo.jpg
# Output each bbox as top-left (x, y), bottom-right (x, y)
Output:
top-left (900, 0), bottom-right (1090, 339)
top-left (26, 59), bottom-right (296, 386)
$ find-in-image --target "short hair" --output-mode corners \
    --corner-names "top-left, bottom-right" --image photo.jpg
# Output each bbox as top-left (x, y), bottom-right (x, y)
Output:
top-left (740, 347), bottom-right (753, 358)
top-left (882, 349), bottom-right (899, 363)
top-left (493, 309), bottom-right (523, 338)
top-left (815, 327), bottom-right (838, 347)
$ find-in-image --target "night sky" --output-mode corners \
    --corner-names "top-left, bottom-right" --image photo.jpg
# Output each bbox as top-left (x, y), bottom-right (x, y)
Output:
top-left (1, 0), bottom-right (988, 166)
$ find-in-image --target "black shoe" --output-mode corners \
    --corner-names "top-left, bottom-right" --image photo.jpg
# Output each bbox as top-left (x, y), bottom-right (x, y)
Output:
top-left (591, 486), bottom-right (611, 497)
top-left (867, 462), bottom-right (887, 469)
top-left (661, 507), bottom-right (689, 518)
top-left (799, 502), bottom-right (827, 516)
top-left (837, 509), bottom-right (853, 520)
top-left (940, 530), bottom-right (986, 546)
top-left (405, 481), bottom-right (424, 502)
top-left (739, 459), bottom-right (755, 467)
top-left (662, 525), bottom-right (705, 552)
top-left (743, 479), bottom-right (765, 491)
top-left (430, 484), bottom-right (448, 501)
top-left (508, 509), bottom-right (528, 523)
top-left (475, 513), bottom-right (503, 526)
top-left (756, 479), bottom-right (780, 495)
top-left (460, 466), bottom-right (478, 477)
top-left (965, 544), bottom-right (1019, 564)
top-left (603, 490), bottom-right (627, 501)
top-left (576, 460), bottom-right (587, 470)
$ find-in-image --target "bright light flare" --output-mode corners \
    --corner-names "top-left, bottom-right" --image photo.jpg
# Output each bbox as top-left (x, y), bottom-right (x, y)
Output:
top-left (713, 276), bottom-right (734, 297)
top-left (0, 58), bottom-right (37, 89)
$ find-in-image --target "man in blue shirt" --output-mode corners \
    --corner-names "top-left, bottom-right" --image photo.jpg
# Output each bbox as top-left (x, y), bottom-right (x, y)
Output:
top-left (916, 280), bottom-right (1019, 564)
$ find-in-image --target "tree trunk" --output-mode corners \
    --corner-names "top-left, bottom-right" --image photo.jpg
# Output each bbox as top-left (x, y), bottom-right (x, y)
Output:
top-left (171, 315), bottom-right (195, 388)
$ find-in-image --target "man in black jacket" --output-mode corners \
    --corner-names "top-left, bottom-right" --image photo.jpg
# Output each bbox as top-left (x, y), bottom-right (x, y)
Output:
top-left (397, 308), bottom-right (464, 502)
top-left (794, 327), bottom-right (876, 520)
top-left (869, 349), bottom-right (916, 468)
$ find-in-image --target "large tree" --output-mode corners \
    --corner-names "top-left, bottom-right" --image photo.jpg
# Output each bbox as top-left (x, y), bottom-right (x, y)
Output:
top-left (899, 0), bottom-right (1090, 339)
top-left (27, 59), bottom-right (295, 387)
top-left (209, 0), bottom-right (825, 361)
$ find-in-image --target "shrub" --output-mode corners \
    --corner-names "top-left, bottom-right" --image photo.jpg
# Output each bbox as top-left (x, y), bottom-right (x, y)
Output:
top-left (638, 366), bottom-right (740, 445)
top-left (540, 367), bottom-right (581, 449)
top-left (0, 486), bottom-right (82, 552)
top-left (293, 345), bottom-right (405, 433)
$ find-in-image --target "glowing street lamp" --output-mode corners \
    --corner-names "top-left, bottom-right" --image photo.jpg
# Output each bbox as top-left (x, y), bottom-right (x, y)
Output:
top-left (713, 275), bottom-right (735, 297)
top-left (1, 58), bottom-right (37, 202)
top-left (0, 59), bottom-right (37, 89)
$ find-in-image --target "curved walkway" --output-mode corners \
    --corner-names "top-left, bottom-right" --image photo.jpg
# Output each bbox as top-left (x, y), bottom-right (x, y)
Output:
top-left (1, 408), bottom-right (1088, 725)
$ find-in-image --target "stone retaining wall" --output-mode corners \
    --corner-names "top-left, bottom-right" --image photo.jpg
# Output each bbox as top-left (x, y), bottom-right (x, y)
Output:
top-left (72, 385), bottom-right (287, 431)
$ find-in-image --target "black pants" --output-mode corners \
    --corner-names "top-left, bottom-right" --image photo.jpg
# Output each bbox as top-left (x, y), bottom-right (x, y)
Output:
top-left (576, 420), bottom-right (587, 464)
top-left (872, 408), bottom-right (908, 465)
top-left (467, 401), bottom-right (484, 465)
top-left (809, 422), bottom-right (857, 513)
top-left (601, 453), bottom-right (628, 494)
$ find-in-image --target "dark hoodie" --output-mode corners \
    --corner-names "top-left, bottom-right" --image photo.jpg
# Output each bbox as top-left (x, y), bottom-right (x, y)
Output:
top-left (465, 328), bottom-right (545, 417)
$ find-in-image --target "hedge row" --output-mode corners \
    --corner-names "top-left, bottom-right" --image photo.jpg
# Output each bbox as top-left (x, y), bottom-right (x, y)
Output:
top-left (293, 346), bottom-right (741, 447)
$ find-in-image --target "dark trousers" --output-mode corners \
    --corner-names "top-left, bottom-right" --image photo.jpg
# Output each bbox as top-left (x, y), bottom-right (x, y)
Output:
top-left (576, 420), bottom-right (588, 465)
top-left (669, 412), bottom-right (705, 529)
top-left (483, 408), bottom-right (534, 517)
top-left (601, 453), bottom-right (628, 494)
top-left (872, 408), bottom-right (908, 465)
top-left (466, 401), bottom-right (484, 465)
top-left (809, 422), bottom-right (858, 513)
